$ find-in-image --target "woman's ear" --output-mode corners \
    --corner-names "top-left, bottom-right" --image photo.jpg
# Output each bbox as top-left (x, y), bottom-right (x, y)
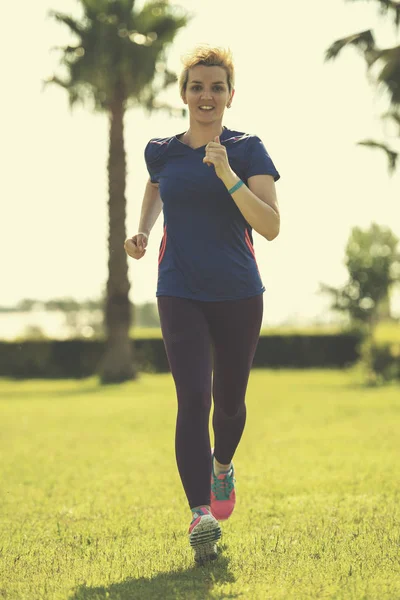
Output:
top-left (228, 88), bottom-right (235, 108)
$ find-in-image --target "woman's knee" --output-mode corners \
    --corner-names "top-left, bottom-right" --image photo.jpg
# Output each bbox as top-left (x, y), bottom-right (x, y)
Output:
top-left (214, 400), bottom-right (246, 420)
top-left (176, 384), bottom-right (212, 414)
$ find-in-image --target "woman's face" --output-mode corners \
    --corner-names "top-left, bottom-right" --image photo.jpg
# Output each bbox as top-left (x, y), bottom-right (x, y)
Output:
top-left (182, 65), bottom-right (234, 123)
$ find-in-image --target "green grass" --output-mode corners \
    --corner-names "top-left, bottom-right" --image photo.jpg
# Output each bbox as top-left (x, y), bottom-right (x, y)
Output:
top-left (374, 320), bottom-right (400, 344)
top-left (1, 370), bottom-right (400, 599)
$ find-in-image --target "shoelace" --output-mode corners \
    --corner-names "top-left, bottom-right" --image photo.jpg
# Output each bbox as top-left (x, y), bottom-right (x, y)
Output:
top-left (211, 470), bottom-right (235, 499)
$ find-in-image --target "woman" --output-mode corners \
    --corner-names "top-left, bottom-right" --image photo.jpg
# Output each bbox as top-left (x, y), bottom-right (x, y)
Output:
top-left (124, 45), bottom-right (280, 564)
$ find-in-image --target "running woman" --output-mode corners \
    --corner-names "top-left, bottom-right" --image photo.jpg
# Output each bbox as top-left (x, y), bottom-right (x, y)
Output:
top-left (124, 45), bottom-right (280, 565)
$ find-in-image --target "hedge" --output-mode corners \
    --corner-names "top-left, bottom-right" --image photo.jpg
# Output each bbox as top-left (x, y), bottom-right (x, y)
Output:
top-left (0, 331), bottom-right (364, 379)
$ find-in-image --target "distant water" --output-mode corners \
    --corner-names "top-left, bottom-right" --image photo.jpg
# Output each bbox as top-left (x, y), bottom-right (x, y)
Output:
top-left (1, 294), bottom-right (399, 340)
top-left (0, 311), bottom-right (79, 340)
top-left (0, 309), bottom-right (338, 341)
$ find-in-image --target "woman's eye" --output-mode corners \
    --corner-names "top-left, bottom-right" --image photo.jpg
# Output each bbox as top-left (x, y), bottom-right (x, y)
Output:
top-left (190, 85), bottom-right (224, 92)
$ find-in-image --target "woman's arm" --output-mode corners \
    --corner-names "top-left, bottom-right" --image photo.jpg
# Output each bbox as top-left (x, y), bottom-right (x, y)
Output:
top-left (138, 179), bottom-right (163, 237)
top-left (203, 138), bottom-right (280, 241)
top-left (220, 171), bottom-right (280, 241)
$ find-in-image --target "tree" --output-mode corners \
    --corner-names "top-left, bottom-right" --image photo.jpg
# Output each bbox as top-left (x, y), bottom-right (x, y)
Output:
top-left (45, 0), bottom-right (189, 383)
top-left (20, 325), bottom-right (48, 340)
top-left (320, 223), bottom-right (400, 337)
top-left (16, 299), bottom-right (41, 312)
top-left (325, 0), bottom-right (400, 173)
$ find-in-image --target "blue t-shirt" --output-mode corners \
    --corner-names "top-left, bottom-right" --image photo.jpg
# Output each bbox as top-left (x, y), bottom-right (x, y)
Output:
top-left (144, 126), bottom-right (280, 302)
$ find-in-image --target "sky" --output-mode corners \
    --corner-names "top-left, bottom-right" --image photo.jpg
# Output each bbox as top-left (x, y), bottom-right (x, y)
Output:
top-left (1, 0), bottom-right (400, 327)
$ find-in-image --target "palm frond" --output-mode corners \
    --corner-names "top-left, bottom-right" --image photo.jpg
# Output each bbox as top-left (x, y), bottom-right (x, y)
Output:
top-left (382, 109), bottom-right (400, 133)
top-left (49, 45), bottom-right (80, 54)
top-left (47, 11), bottom-right (85, 38)
top-left (357, 139), bottom-right (398, 173)
top-left (41, 75), bottom-right (83, 110)
top-left (376, 45), bottom-right (400, 105)
top-left (345, 0), bottom-right (400, 27)
top-left (325, 29), bottom-right (376, 62)
top-left (42, 74), bottom-right (69, 91)
top-left (137, 68), bottom-right (185, 118)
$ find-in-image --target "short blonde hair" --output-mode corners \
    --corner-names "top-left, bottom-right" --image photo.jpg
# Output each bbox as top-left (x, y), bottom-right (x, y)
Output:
top-left (179, 45), bottom-right (235, 98)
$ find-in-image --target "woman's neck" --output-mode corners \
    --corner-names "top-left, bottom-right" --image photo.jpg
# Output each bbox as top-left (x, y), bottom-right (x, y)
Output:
top-left (181, 122), bottom-right (225, 149)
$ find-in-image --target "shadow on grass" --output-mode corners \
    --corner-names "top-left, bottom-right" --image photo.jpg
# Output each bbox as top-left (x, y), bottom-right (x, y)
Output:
top-left (70, 546), bottom-right (241, 600)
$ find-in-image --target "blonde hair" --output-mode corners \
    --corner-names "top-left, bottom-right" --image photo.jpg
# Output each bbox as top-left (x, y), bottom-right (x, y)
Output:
top-left (179, 45), bottom-right (235, 98)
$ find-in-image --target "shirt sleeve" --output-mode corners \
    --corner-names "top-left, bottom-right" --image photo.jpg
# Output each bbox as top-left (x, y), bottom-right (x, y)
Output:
top-left (245, 135), bottom-right (280, 182)
top-left (144, 140), bottom-right (163, 184)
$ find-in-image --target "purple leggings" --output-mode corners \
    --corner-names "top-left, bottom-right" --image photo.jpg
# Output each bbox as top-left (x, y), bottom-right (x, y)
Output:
top-left (157, 294), bottom-right (263, 509)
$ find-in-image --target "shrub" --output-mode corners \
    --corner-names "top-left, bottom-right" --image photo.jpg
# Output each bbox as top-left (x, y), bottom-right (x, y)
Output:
top-left (360, 339), bottom-right (400, 385)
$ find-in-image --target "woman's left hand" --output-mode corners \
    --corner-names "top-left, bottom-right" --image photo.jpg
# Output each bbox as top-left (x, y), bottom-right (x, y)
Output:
top-left (203, 136), bottom-right (232, 180)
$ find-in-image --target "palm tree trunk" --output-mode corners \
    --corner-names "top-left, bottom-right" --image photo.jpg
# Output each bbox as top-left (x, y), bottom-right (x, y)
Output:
top-left (99, 91), bottom-right (135, 383)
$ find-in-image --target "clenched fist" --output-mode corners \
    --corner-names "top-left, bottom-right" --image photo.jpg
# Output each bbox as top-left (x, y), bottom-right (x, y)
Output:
top-left (124, 232), bottom-right (148, 260)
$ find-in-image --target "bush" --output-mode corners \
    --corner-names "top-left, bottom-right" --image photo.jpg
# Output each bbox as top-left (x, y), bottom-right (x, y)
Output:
top-left (359, 339), bottom-right (400, 385)
top-left (0, 331), bottom-right (365, 379)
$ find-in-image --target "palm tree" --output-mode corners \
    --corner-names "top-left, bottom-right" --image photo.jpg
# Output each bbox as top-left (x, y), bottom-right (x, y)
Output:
top-left (325, 0), bottom-right (400, 173)
top-left (45, 0), bottom-right (189, 383)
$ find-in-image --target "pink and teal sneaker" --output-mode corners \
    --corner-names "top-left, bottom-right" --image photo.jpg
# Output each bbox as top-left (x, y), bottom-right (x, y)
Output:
top-left (210, 451), bottom-right (236, 521)
top-left (188, 507), bottom-right (222, 564)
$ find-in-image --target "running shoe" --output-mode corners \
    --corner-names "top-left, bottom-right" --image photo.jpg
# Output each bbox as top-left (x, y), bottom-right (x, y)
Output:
top-left (188, 507), bottom-right (222, 564)
top-left (210, 450), bottom-right (236, 521)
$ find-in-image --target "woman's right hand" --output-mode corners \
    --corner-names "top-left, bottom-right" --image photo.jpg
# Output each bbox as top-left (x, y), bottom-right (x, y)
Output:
top-left (124, 232), bottom-right (148, 260)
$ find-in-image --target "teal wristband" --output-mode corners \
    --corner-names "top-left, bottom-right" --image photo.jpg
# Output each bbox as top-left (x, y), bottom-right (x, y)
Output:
top-left (228, 179), bottom-right (244, 194)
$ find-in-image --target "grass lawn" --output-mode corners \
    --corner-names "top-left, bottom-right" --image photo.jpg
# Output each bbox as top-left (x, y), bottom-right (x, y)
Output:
top-left (1, 370), bottom-right (400, 599)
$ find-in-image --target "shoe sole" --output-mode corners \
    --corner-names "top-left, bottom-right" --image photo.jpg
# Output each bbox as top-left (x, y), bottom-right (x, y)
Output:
top-left (189, 514), bottom-right (222, 564)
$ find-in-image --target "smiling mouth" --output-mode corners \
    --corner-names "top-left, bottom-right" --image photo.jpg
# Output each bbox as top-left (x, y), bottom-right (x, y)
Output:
top-left (198, 106), bottom-right (214, 111)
